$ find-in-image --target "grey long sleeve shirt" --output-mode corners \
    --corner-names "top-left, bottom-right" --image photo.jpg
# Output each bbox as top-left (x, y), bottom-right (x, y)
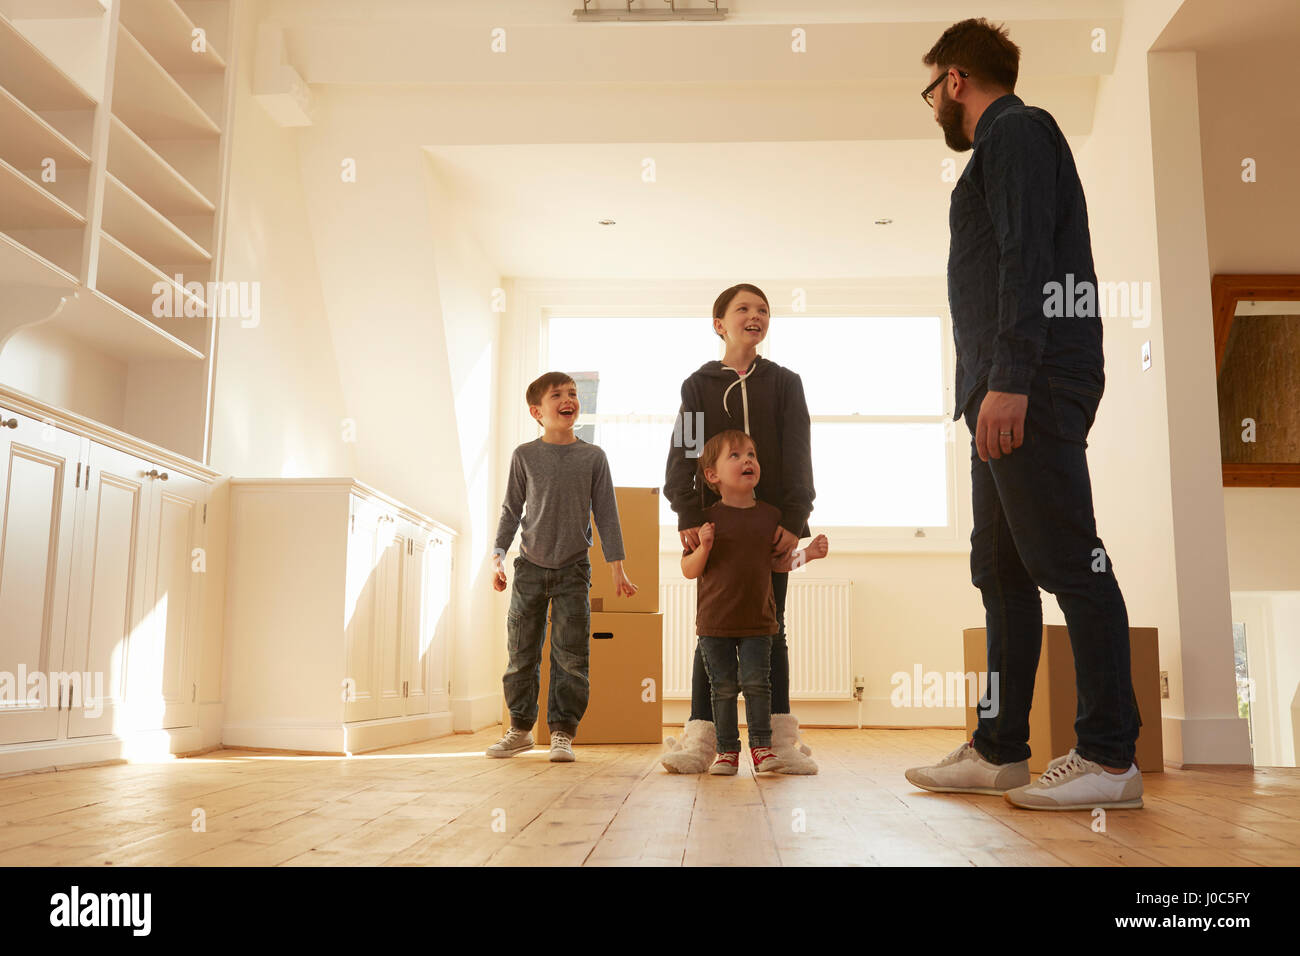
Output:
top-left (493, 437), bottom-right (626, 569)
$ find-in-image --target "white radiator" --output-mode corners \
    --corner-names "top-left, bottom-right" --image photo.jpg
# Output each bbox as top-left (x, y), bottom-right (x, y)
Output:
top-left (659, 578), bottom-right (853, 699)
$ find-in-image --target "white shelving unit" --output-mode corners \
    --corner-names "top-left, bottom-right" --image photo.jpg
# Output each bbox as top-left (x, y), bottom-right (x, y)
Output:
top-left (0, 0), bottom-right (235, 463)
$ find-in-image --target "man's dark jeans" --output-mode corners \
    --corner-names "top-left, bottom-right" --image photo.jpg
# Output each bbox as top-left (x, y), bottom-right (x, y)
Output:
top-left (502, 554), bottom-right (591, 738)
top-left (965, 369), bottom-right (1140, 769)
top-left (690, 570), bottom-right (789, 720)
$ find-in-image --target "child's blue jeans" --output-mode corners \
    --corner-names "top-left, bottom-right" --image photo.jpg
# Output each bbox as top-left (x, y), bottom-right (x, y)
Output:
top-left (697, 635), bottom-right (774, 751)
top-left (502, 554), bottom-right (591, 738)
top-left (691, 571), bottom-right (788, 720)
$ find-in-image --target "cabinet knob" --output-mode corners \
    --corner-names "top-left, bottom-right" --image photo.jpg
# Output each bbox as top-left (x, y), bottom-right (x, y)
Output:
top-left (146, 469), bottom-right (170, 481)
top-left (1, 418), bottom-right (16, 429)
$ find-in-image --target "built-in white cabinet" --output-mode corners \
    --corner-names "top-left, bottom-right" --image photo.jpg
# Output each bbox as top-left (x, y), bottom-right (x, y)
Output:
top-left (224, 480), bottom-right (455, 754)
top-left (0, 390), bottom-right (217, 771)
top-left (0, 406), bottom-right (81, 746)
top-left (0, 0), bottom-right (236, 463)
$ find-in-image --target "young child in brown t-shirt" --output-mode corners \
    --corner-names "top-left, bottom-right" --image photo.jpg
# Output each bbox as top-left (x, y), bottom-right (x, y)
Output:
top-left (681, 429), bottom-right (828, 775)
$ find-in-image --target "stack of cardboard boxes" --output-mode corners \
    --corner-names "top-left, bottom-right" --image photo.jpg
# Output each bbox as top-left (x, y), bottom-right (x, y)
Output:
top-left (501, 487), bottom-right (664, 744)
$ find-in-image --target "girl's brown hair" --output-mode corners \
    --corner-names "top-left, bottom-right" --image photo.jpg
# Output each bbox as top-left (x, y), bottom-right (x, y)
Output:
top-left (711, 283), bottom-right (769, 340)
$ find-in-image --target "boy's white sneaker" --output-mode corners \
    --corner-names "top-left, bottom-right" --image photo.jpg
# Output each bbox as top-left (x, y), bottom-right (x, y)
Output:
top-left (904, 740), bottom-right (1030, 795)
top-left (549, 731), bottom-right (575, 762)
top-left (1004, 749), bottom-right (1143, 810)
top-left (487, 727), bottom-right (534, 758)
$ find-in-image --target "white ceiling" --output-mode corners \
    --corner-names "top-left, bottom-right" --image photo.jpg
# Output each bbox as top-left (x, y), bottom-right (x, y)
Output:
top-left (267, 0), bottom-right (1128, 278)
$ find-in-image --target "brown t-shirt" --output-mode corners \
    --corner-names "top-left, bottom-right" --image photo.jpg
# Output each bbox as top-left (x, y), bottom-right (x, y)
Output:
top-left (685, 500), bottom-right (780, 637)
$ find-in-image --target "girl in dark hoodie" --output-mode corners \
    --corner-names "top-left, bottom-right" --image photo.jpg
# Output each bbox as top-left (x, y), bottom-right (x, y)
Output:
top-left (661, 283), bottom-right (820, 774)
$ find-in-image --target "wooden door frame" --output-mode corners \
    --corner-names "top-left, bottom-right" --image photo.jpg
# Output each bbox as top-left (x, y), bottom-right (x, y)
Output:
top-left (1212, 274), bottom-right (1300, 487)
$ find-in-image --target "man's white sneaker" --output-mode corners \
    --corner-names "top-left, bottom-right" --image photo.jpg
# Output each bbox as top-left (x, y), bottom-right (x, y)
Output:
top-left (904, 740), bottom-right (1030, 795)
top-left (549, 731), bottom-right (576, 762)
top-left (1004, 749), bottom-right (1143, 810)
top-left (487, 727), bottom-right (534, 758)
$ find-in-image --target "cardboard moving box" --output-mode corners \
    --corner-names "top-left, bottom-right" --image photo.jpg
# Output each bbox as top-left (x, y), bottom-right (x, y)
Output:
top-left (589, 486), bottom-right (659, 613)
top-left (501, 611), bottom-right (664, 745)
top-left (962, 625), bottom-right (1163, 774)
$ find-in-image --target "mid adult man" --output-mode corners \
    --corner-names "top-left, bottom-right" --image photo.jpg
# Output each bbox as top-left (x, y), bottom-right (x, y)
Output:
top-left (905, 18), bottom-right (1143, 810)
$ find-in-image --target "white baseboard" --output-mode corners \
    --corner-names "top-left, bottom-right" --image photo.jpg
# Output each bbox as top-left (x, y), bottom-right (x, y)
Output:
top-left (221, 712), bottom-right (455, 754)
top-left (197, 700), bottom-right (224, 750)
top-left (452, 694), bottom-right (502, 733)
top-left (345, 712), bottom-right (453, 753)
top-left (0, 725), bottom-right (205, 778)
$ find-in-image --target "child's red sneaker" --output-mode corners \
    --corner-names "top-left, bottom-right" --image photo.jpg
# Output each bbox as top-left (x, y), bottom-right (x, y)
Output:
top-left (751, 746), bottom-right (784, 773)
top-left (709, 752), bottom-right (739, 776)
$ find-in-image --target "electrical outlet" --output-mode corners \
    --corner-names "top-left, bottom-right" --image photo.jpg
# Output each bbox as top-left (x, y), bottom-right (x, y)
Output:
top-left (1141, 341), bottom-right (1152, 371)
top-left (1159, 671), bottom-right (1169, 699)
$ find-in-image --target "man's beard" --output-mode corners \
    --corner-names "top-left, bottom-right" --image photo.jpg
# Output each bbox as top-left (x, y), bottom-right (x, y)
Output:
top-left (938, 93), bottom-right (972, 151)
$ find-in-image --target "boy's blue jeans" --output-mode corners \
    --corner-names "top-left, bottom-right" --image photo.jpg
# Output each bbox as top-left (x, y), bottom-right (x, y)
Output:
top-left (964, 370), bottom-right (1140, 769)
top-left (698, 634), bottom-right (774, 751)
top-left (502, 554), bottom-right (591, 738)
top-left (690, 571), bottom-right (788, 720)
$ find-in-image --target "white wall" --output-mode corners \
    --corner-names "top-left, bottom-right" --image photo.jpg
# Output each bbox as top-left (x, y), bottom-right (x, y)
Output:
top-left (1224, 490), bottom-right (1300, 591)
top-left (1231, 592), bottom-right (1300, 767)
top-left (424, 158), bottom-right (505, 730)
top-left (1196, 43), bottom-right (1300, 599)
top-left (208, 0), bottom-right (357, 480)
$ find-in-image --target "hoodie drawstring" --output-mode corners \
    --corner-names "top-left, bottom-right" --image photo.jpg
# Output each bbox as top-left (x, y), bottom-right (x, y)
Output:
top-left (721, 363), bottom-right (752, 434)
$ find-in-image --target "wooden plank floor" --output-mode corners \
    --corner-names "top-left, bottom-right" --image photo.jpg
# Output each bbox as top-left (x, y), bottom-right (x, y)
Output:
top-left (2, 727), bottom-right (1298, 866)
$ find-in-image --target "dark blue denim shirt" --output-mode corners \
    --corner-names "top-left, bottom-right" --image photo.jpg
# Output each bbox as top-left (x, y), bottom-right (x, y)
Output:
top-left (947, 93), bottom-right (1104, 419)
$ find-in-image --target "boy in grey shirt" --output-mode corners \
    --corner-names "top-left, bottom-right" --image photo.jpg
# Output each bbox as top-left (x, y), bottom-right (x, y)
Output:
top-left (489, 371), bottom-right (637, 761)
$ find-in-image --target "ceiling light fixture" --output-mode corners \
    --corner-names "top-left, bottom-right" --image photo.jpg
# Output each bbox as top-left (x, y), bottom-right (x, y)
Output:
top-left (598, 219), bottom-right (616, 225)
top-left (574, 1), bottom-right (726, 23)
top-left (875, 218), bottom-right (893, 225)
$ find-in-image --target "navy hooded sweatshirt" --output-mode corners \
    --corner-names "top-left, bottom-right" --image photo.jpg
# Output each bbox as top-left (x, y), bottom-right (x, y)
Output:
top-left (663, 355), bottom-right (815, 538)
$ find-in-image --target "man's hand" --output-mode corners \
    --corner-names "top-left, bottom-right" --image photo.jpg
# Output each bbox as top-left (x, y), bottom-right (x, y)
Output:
top-left (680, 525), bottom-right (702, 551)
top-left (491, 553), bottom-right (507, 592)
top-left (611, 559), bottom-right (638, 598)
top-left (976, 390), bottom-right (1029, 461)
top-left (771, 525), bottom-right (798, 561)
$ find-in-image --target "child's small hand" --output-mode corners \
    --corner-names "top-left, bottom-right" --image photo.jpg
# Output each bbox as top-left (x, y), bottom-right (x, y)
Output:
top-left (698, 522), bottom-right (715, 549)
top-left (611, 560), bottom-right (638, 598)
top-left (807, 533), bottom-right (829, 561)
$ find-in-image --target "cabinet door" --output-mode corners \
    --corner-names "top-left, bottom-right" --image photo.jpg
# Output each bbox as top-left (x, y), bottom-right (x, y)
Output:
top-left (401, 531), bottom-right (430, 717)
top-left (344, 498), bottom-right (381, 722)
top-left (375, 515), bottom-right (405, 719)
top-left (426, 533), bottom-right (453, 715)
top-left (126, 467), bottom-right (205, 731)
top-left (63, 443), bottom-right (150, 739)
top-left (0, 410), bottom-right (84, 745)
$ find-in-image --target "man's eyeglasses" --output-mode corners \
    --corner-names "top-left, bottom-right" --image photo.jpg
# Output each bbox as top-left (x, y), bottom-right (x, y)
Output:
top-left (922, 69), bottom-right (969, 107)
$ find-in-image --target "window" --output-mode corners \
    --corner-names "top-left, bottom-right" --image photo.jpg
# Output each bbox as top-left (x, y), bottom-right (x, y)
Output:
top-left (765, 315), bottom-right (949, 529)
top-left (545, 312), bottom-right (952, 536)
